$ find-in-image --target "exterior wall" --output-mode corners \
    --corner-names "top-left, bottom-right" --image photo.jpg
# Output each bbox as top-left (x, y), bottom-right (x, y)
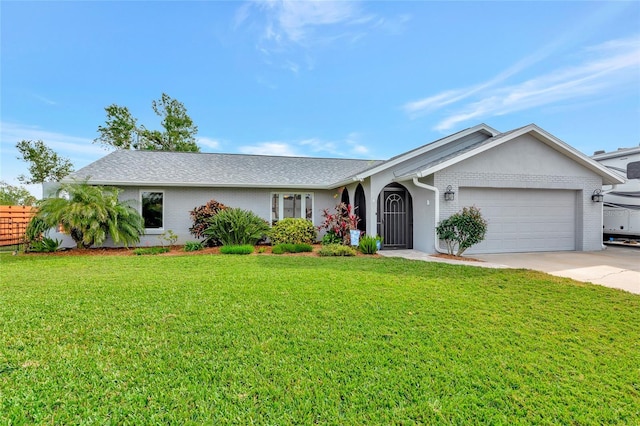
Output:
top-left (432, 134), bottom-right (604, 252)
top-left (52, 186), bottom-right (338, 248)
top-left (367, 169), bottom-right (436, 252)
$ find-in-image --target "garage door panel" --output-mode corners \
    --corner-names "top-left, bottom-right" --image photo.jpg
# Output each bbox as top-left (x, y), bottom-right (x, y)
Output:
top-left (459, 188), bottom-right (576, 254)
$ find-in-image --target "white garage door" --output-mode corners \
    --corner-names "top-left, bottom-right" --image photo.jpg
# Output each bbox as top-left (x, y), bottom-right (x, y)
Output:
top-left (458, 188), bottom-right (576, 254)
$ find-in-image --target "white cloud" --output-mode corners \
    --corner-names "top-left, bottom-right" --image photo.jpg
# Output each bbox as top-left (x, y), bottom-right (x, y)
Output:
top-left (238, 141), bottom-right (303, 156)
top-left (31, 94), bottom-right (58, 106)
top-left (1, 121), bottom-right (105, 157)
top-left (239, 133), bottom-right (372, 158)
top-left (262, 0), bottom-right (363, 45)
top-left (197, 137), bottom-right (222, 150)
top-left (404, 35), bottom-right (640, 132)
top-left (0, 122), bottom-right (105, 196)
top-left (237, 1), bottom-right (409, 73)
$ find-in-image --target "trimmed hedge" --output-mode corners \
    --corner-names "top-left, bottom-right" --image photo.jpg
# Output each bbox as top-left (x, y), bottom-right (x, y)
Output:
top-left (269, 218), bottom-right (317, 245)
top-left (318, 244), bottom-right (357, 257)
top-left (220, 245), bottom-right (254, 255)
top-left (272, 243), bottom-right (314, 254)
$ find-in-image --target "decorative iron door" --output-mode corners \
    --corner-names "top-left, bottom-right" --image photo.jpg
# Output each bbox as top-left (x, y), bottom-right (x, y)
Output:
top-left (381, 189), bottom-right (408, 248)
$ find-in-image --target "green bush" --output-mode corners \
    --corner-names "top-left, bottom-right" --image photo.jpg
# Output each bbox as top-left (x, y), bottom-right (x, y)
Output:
top-left (272, 243), bottom-right (313, 254)
top-left (133, 247), bottom-right (169, 256)
top-left (358, 235), bottom-right (379, 255)
top-left (318, 244), bottom-right (357, 257)
top-left (27, 237), bottom-right (62, 253)
top-left (269, 218), bottom-right (317, 245)
top-left (184, 241), bottom-right (203, 252)
top-left (436, 206), bottom-right (488, 256)
top-left (203, 208), bottom-right (269, 246)
top-left (321, 230), bottom-right (343, 245)
top-left (220, 245), bottom-right (254, 255)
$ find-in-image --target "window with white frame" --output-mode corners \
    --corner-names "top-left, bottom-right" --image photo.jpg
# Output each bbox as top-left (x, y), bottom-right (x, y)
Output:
top-left (271, 192), bottom-right (313, 225)
top-left (141, 191), bottom-right (164, 230)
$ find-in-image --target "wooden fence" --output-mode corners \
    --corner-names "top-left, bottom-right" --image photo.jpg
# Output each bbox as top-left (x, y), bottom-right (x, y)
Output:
top-left (0, 206), bottom-right (37, 247)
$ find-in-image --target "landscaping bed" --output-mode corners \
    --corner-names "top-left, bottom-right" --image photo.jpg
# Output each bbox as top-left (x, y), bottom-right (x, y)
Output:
top-left (21, 244), bottom-right (379, 257)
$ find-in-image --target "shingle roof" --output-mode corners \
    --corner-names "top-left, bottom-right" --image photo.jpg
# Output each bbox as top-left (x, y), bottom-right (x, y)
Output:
top-left (68, 150), bottom-right (384, 188)
top-left (393, 125), bottom-right (528, 178)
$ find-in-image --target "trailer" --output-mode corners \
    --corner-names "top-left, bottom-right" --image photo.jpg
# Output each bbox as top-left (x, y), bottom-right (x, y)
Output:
top-left (592, 146), bottom-right (640, 240)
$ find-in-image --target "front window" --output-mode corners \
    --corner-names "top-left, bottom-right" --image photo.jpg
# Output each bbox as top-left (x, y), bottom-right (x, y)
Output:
top-left (271, 192), bottom-right (313, 225)
top-left (141, 191), bottom-right (163, 229)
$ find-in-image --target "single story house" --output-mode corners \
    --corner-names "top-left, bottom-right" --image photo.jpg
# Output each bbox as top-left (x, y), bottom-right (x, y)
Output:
top-left (51, 123), bottom-right (623, 254)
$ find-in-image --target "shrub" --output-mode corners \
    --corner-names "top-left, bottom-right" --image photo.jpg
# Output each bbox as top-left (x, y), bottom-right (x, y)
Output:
top-left (321, 230), bottom-right (343, 245)
top-left (318, 203), bottom-right (360, 245)
top-left (27, 237), bottom-right (62, 253)
top-left (184, 241), bottom-right (203, 252)
top-left (24, 216), bottom-right (50, 251)
top-left (269, 218), bottom-right (317, 245)
top-left (189, 199), bottom-right (227, 244)
top-left (318, 244), bottom-right (357, 257)
top-left (436, 206), bottom-right (488, 256)
top-left (158, 230), bottom-right (178, 248)
top-left (133, 247), bottom-right (169, 255)
top-left (358, 235), bottom-right (379, 254)
top-left (203, 208), bottom-right (269, 246)
top-left (220, 245), bottom-right (254, 255)
top-left (272, 243), bottom-right (313, 254)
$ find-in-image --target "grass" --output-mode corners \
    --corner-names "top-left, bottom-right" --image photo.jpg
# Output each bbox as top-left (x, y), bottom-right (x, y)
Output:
top-left (132, 246), bottom-right (170, 255)
top-left (220, 244), bottom-right (254, 255)
top-left (1, 253), bottom-right (638, 424)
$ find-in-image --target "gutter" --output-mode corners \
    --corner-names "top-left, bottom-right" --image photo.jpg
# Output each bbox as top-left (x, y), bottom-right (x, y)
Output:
top-left (412, 177), bottom-right (447, 254)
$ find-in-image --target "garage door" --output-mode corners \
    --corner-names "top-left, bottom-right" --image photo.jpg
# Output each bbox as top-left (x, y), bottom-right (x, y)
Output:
top-left (458, 188), bottom-right (576, 254)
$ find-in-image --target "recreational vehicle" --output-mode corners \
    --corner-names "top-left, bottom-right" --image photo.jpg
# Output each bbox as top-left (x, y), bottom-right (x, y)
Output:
top-left (592, 146), bottom-right (640, 239)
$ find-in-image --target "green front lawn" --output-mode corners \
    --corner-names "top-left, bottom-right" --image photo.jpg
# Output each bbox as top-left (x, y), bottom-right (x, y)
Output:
top-left (1, 254), bottom-right (638, 424)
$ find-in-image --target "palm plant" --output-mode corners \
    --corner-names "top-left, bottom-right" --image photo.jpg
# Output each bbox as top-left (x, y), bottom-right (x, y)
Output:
top-left (36, 181), bottom-right (144, 249)
top-left (203, 207), bottom-right (269, 246)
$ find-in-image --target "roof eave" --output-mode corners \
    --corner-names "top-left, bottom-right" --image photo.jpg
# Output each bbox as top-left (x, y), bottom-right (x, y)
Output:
top-left (62, 179), bottom-right (335, 190)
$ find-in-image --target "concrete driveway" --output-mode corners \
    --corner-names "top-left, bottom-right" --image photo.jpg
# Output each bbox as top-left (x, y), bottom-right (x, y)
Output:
top-left (473, 246), bottom-right (639, 294)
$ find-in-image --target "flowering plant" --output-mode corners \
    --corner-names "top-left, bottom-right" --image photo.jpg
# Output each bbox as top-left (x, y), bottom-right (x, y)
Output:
top-left (318, 202), bottom-right (360, 245)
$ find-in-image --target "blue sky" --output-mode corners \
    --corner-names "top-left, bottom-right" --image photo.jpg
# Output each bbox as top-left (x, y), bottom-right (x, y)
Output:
top-left (2, 1), bottom-right (639, 196)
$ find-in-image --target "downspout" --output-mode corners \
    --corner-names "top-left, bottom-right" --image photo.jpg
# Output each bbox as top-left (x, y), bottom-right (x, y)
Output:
top-left (412, 177), bottom-right (448, 254)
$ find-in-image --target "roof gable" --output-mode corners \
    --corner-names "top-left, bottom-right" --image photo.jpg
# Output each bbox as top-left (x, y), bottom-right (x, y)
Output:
top-left (394, 124), bottom-right (624, 185)
top-left (345, 123), bottom-right (499, 182)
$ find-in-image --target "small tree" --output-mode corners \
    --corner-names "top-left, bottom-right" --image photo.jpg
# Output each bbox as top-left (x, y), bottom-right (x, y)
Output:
top-left (16, 140), bottom-right (74, 184)
top-left (36, 181), bottom-right (144, 249)
top-left (0, 181), bottom-right (37, 206)
top-left (436, 206), bottom-right (487, 256)
top-left (318, 202), bottom-right (360, 245)
top-left (95, 93), bottom-right (200, 152)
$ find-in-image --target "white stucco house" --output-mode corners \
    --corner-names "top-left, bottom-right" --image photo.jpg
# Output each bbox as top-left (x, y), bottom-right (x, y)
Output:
top-left (52, 123), bottom-right (623, 254)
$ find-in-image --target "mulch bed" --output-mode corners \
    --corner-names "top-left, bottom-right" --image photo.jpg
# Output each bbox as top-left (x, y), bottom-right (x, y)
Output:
top-left (430, 253), bottom-right (483, 262)
top-left (24, 244), bottom-right (379, 258)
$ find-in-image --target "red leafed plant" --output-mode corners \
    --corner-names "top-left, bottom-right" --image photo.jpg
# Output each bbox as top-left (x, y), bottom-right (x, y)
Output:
top-left (189, 199), bottom-right (228, 243)
top-left (319, 202), bottom-right (360, 244)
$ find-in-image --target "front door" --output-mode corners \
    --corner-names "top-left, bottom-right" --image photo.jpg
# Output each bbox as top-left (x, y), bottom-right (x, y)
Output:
top-left (378, 185), bottom-right (412, 249)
